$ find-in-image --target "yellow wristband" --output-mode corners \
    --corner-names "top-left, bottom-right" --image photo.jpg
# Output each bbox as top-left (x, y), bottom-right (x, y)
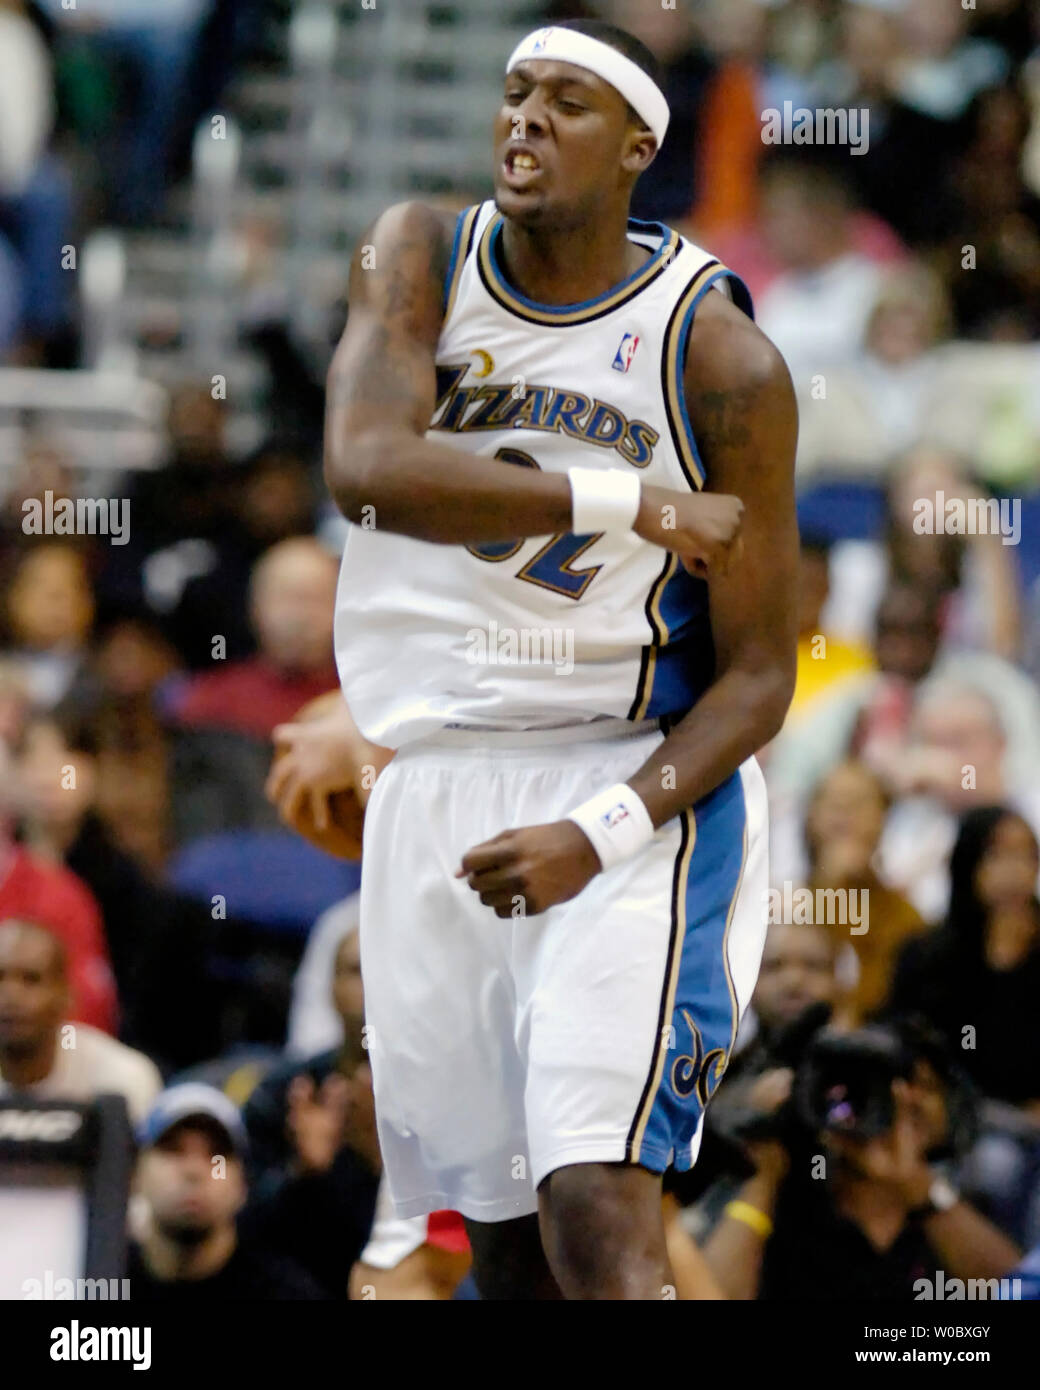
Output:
top-left (724, 1200), bottom-right (773, 1239)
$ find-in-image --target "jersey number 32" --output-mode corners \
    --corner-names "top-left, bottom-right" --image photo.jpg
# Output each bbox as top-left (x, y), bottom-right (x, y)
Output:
top-left (466, 447), bottom-right (604, 600)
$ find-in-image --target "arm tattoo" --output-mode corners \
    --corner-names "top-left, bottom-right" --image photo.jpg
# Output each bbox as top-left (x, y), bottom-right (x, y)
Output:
top-left (690, 387), bottom-right (755, 456)
top-left (327, 215), bottom-right (450, 416)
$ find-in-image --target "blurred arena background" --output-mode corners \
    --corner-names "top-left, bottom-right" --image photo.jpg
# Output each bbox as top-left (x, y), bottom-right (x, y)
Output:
top-left (1, 0), bottom-right (1040, 1305)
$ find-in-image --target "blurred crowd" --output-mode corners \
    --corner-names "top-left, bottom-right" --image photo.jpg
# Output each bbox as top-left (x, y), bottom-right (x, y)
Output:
top-left (1, 0), bottom-right (1040, 1300)
top-left (0, 0), bottom-right (269, 364)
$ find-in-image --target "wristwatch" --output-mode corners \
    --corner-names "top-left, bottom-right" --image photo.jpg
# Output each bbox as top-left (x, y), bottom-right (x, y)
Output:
top-left (911, 1173), bottom-right (960, 1218)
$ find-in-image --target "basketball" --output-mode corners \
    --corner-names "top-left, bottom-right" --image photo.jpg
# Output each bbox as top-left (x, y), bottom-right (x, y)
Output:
top-left (272, 692), bottom-right (392, 860)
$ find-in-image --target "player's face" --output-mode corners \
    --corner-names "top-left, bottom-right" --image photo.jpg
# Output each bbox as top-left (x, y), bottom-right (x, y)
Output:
top-left (494, 60), bottom-right (651, 226)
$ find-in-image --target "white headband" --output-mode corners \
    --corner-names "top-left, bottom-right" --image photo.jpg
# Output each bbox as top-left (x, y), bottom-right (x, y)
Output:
top-left (506, 26), bottom-right (670, 147)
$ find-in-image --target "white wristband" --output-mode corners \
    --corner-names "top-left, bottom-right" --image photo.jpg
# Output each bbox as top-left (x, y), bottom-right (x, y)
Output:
top-left (568, 468), bottom-right (641, 535)
top-left (567, 782), bottom-right (655, 871)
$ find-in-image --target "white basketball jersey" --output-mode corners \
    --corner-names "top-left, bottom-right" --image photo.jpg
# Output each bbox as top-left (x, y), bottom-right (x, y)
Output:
top-left (334, 199), bottom-right (753, 749)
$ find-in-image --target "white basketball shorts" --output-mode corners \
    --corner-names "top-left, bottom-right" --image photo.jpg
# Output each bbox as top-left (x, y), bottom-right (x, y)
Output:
top-left (358, 718), bottom-right (769, 1223)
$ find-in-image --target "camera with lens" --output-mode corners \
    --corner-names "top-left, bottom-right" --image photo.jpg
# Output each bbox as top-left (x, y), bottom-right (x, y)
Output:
top-left (716, 1011), bottom-right (977, 1160)
top-left (794, 1025), bottom-right (915, 1139)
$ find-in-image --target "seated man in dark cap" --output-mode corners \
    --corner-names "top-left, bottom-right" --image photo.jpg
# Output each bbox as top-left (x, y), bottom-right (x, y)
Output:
top-left (128, 1083), bottom-right (326, 1299)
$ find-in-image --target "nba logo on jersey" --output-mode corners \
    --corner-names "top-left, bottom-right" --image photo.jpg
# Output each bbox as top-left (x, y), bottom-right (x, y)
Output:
top-left (612, 333), bottom-right (640, 373)
top-left (602, 803), bottom-right (630, 829)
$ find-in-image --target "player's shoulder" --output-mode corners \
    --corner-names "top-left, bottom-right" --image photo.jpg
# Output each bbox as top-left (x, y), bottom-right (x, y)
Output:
top-left (686, 284), bottom-right (792, 398)
top-left (348, 199), bottom-right (477, 322)
top-left (360, 199), bottom-right (470, 273)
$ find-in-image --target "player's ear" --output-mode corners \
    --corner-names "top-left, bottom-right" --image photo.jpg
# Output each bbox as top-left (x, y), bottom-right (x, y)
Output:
top-left (621, 127), bottom-right (657, 177)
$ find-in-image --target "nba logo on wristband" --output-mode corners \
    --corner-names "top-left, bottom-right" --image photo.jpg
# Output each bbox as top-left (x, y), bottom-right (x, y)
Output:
top-left (567, 783), bottom-right (655, 872)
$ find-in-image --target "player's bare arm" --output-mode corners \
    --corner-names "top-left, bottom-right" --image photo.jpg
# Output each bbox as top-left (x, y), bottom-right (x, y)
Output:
top-left (324, 199), bottom-right (741, 567)
top-left (459, 293), bottom-right (797, 916)
top-left (626, 291), bottom-right (799, 822)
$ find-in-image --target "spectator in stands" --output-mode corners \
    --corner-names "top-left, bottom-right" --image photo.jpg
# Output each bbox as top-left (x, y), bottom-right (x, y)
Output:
top-left (768, 578), bottom-right (1040, 851)
top-left (768, 579), bottom-right (943, 809)
top-left (784, 533), bottom-right (875, 724)
top-left (128, 1083), bottom-right (324, 1299)
top-left (286, 893), bottom-right (359, 1058)
top-left (47, 607), bottom-right (184, 878)
top-left (12, 706), bottom-right (192, 1024)
top-left (128, 384), bottom-right (231, 554)
top-left (161, 441), bottom-right (320, 669)
top-left (709, 920), bottom-right (840, 1135)
top-left (167, 536), bottom-right (338, 740)
top-left (0, 739), bottom-right (117, 1033)
top-left (701, 1020), bottom-right (1022, 1299)
top-left (165, 537), bottom-right (339, 843)
top-left (85, 607), bottom-right (182, 713)
top-left (240, 922), bottom-right (381, 1296)
top-left (682, 0), bottom-right (824, 243)
top-left (599, 0), bottom-right (716, 225)
top-left (105, 386), bottom-right (234, 633)
top-left (793, 263), bottom-right (954, 480)
top-left (876, 682), bottom-right (1040, 919)
top-left (750, 156), bottom-right (894, 382)
top-left (805, 0), bottom-right (961, 246)
top-left (2, 543), bottom-right (95, 710)
top-left (803, 759), bottom-right (924, 1024)
top-left (37, 0), bottom-right (216, 226)
top-left (886, 807), bottom-right (1040, 1114)
top-left (0, 919), bottom-right (158, 1122)
top-left (823, 447), bottom-right (1022, 661)
top-left (934, 80), bottom-right (1040, 341)
top-left (0, 0), bottom-right (75, 363)
top-left (707, 939), bottom-right (1037, 1250)
top-left (896, 0), bottom-right (1010, 123)
top-left (0, 434), bottom-right (76, 541)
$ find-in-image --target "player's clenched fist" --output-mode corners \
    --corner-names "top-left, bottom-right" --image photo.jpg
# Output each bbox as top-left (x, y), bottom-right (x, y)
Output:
top-left (633, 485), bottom-right (744, 578)
top-left (457, 820), bottom-right (602, 918)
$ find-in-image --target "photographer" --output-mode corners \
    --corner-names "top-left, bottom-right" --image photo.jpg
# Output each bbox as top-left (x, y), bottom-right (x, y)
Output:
top-left (707, 919), bottom-right (839, 1134)
top-left (701, 1020), bottom-right (1021, 1300)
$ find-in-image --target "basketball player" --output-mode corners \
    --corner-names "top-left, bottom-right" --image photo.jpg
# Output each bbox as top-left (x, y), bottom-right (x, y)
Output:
top-left (323, 18), bottom-right (799, 1299)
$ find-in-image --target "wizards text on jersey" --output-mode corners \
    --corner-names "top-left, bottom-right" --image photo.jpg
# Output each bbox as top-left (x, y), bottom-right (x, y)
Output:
top-left (431, 363), bottom-right (660, 468)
